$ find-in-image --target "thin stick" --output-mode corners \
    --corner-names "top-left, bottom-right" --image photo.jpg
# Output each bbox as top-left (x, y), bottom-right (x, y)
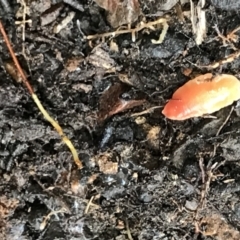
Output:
top-left (86, 17), bottom-right (169, 44)
top-left (84, 196), bottom-right (94, 214)
top-left (216, 106), bottom-right (234, 136)
top-left (0, 20), bottom-right (83, 169)
top-left (0, 20), bottom-right (33, 93)
top-left (40, 208), bottom-right (67, 230)
top-left (199, 50), bottom-right (240, 69)
top-left (131, 106), bottom-right (162, 117)
top-left (211, 106), bottom-right (234, 157)
top-left (126, 220), bottom-right (134, 240)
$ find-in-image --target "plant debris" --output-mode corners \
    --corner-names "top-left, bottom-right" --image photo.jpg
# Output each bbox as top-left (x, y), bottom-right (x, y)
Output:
top-left (98, 82), bottom-right (145, 121)
top-left (94, 0), bottom-right (141, 28)
top-left (200, 214), bottom-right (240, 240)
top-left (86, 16), bottom-right (169, 43)
top-left (190, 0), bottom-right (207, 45)
top-left (0, 20), bottom-right (82, 169)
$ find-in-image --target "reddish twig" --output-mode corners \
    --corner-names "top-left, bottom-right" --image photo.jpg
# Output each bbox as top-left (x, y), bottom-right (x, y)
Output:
top-left (0, 20), bottom-right (83, 169)
top-left (0, 20), bottom-right (33, 93)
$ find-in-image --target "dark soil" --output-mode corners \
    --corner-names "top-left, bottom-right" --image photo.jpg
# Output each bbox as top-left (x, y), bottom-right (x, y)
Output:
top-left (1, 1), bottom-right (240, 240)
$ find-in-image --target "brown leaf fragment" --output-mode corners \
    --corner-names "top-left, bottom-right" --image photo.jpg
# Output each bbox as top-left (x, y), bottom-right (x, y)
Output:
top-left (70, 170), bottom-right (86, 196)
top-left (4, 60), bottom-right (25, 82)
top-left (147, 126), bottom-right (161, 151)
top-left (71, 179), bottom-right (86, 195)
top-left (108, 98), bottom-right (145, 117)
top-left (118, 73), bottom-right (134, 86)
top-left (87, 174), bottom-right (99, 184)
top-left (96, 152), bottom-right (118, 174)
top-left (118, 72), bottom-right (144, 89)
top-left (65, 56), bottom-right (84, 72)
top-left (182, 68), bottom-right (193, 77)
top-left (88, 45), bottom-right (117, 71)
top-left (72, 83), bottom-right (93, 93)
top-left (98, 83), bottom-right (145, 121)
top-left (0, 196), bottom-right (19, 219)
top-left (94, 0), bottom-right (141, 28)
top-left (200, 214), bottom-right (240, 240)
top-left (99, 161), bottom-right (118, 174)
top-left (0, 196), bottom-right (19, 239)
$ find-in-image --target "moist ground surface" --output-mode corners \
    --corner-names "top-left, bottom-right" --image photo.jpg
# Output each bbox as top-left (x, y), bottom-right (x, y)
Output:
top-left (1, 1), bottom-right (240, 239)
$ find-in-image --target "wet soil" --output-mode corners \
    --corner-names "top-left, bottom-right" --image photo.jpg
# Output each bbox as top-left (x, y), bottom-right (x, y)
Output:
top-left (1, 1), bottom-right (240, 240)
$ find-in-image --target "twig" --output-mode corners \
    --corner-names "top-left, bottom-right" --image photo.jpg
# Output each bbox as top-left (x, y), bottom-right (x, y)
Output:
top-left (216, 106), bottom-right (234, 136)
top-left (199, 156), bottom-right (205, 184)
top-left (86, 17), bottom-right (169, 44)
top-left (227, 26), bottom-right (240, 41)
top-left (131, 106), bottom-right (162, 117)
top-left (32, 174), bottom-right (71, 215)
top-left (126, 220), bottom-right (134, 240)
top-left (198, 50), bottom-right (240, 69)
top-left (213, 24), bottom-right (234, 48)
top-left (211, 106), bottom-right (234, 157)
top-left (195, 162), bottom-right (214, 220)
top-left (211, 143), bottom-right (219, 158)
top-left (214, 24), bottom-right (240, 48)
top-left (40, 208), bottom-right (67, 230)
top-left (194, 157), bottom-right (218, 232)
top-left (0, 20), bottom-right (83, 169)
top-left (84, 196), bottom-right (94, 214)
